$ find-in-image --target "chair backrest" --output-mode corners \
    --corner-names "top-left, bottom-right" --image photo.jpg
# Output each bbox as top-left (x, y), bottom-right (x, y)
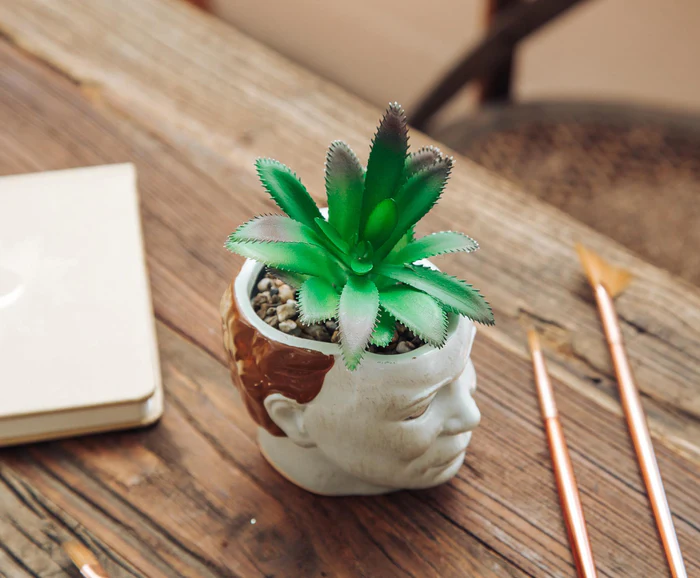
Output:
top-left (410, 0), bottom-right (589, 130)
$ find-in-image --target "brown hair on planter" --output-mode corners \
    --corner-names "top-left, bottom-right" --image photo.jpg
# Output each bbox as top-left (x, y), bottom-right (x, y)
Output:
top-left (220, 283), bottom-right (334, 436)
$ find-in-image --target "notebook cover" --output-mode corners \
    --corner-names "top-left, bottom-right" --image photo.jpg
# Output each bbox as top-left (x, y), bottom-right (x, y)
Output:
top-left (0, 164), bottom-right (161, 429)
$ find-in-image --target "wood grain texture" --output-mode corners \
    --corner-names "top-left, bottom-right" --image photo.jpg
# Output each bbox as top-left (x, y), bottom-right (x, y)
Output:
top-left (0, 0), bottom-right (697, 576)
top-left (0, 465), bottom-right (145, 577)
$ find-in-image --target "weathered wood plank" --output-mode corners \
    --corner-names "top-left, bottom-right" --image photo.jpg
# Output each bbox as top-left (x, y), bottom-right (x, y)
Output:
top-left (0, 0), bottom-right (697, 456)
top-left (0, 465), bottom-right (145, 577)
top-left (5, 451), bottom-right (223, 578)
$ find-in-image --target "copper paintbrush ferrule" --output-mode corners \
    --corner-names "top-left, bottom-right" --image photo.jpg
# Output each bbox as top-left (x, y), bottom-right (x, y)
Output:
top-left (531, 343), bottom-right (558, 419)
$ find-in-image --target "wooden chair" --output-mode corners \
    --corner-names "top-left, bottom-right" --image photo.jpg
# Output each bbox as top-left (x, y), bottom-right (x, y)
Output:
top-left (412, 0), bottom-right (700, 286)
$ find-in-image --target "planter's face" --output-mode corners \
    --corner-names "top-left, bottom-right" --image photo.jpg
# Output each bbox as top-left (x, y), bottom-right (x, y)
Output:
top-left (222, 261), bottom-right (481, 492)
top-left (299, 318), bottom-right (480, 490)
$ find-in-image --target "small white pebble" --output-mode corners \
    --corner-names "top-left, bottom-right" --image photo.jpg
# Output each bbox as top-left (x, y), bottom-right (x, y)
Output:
top-left (279, 319), bottom-right (300, 335)
top-left (250, 518), bottom-right (257, 525)
top-left (396, 341), bottom-right (415, 354)
top-left (276, 301), bottom-right (297, 322)
top-left (278, 284), bottom-right (295, 302)
top-left (257, 278), bottom-right (273, 292)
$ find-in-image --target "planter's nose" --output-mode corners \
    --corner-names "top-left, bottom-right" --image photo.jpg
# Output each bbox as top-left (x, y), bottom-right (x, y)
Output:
top-left (444, 392), bottom-right (481, 435)
top-left (442, 364), bottom-right (481, 435)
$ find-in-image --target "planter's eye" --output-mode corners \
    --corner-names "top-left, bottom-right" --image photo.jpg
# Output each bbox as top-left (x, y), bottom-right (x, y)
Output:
top-left (404, 396), bottom-right (435, 421)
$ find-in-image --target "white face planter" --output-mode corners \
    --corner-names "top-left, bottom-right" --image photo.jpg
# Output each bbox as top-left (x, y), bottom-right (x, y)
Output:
top-left (221, 259), bottom-right (481, 496)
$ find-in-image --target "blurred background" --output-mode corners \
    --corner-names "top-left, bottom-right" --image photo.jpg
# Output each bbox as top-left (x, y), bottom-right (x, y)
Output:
top-left (188, 0), bottom-right (700, 286)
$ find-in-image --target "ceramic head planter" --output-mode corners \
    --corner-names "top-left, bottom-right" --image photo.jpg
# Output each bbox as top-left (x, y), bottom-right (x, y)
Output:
top-left (222, 103), bottom-right (494, 495)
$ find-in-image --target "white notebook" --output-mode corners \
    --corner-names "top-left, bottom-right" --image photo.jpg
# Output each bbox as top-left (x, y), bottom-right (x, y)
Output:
top-left (0, 164), bottom-right (162, 446)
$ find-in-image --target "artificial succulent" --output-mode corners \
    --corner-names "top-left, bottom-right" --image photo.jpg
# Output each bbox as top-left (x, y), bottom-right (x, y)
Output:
top-left (226, 103), bottom-right (493, 370)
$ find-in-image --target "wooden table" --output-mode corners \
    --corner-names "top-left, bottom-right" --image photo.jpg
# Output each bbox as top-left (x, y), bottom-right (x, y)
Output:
top-left (0, 1), bottom-right (697, 576)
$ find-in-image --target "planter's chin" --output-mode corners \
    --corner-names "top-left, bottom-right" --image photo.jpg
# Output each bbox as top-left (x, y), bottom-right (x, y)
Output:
top-left (220, 259), bottom-right (481, 496)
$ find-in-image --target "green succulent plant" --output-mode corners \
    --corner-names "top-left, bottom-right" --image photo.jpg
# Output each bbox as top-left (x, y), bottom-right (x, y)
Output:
top-left (226, 103), bottom-right (494, 370)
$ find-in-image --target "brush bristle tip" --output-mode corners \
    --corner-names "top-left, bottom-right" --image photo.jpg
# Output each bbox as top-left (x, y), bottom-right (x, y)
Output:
top-left (575, 243), bottom-right (633, 297)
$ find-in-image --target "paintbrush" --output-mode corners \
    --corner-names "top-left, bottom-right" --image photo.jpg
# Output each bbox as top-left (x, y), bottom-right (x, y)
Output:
top-left (576, 244), bottom-right (687, 578)
top-left (528, 330), bottom-right (598, 578)
top-left (61, 539), bottom-right (110, 578)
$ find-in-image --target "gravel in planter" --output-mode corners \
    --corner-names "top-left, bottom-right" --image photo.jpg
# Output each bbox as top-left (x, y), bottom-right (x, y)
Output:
top-left (252, 271), bottom-right (426, 354)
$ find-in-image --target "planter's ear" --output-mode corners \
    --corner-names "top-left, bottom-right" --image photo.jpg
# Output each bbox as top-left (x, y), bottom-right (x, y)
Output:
top-left (264, 394), bottom-right (315, 448)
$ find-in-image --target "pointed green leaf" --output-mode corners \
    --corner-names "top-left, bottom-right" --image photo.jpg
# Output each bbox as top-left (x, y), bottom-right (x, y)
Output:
top-left (298, 277), bottom-right (340, 324)
top-left (376, 156), bottom-right (453, 260)
top-left (379, 264), bottom-right (494, 325)
top-left (314, 217), bottom-right (349, 254)
top-left (225, 240), bottom-right (336, 278)
top-left (380, 287), bottom-right (447, 346)
top-left (363, 198), bottom-right (398, 247)
top-left (338, 276), bottom-right (379, 370)
top-left (255, 158), bottom-right (322, 228)
top-left (325, 141), bottom-right (364, 241)
top-left (404, 146), bottom-right (443, 179)
top-left (361, 103), bottom-right (408, 230)
top-left (266, 268), bottom-right (308, 289)
top-left (387, 231), bottom-right (478, 264)
top-left (229, 215), bottom-right (319, 245)
top-left (370, 308), bottom-right (396, 347)
top-left (388, 227), bottom-right (414, 257)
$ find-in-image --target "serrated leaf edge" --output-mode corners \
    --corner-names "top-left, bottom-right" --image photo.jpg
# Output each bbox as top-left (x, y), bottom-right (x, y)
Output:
top-left (224, 236), bottom-right (320, 250)
top-left (336, 278), bottom-right (380, 371)
top-left (403, 264), bottom-right (495, 326)
top-left (324, 140), bottom-right (363, 185)
top-left (297, 278), bottom-right (340, 325)
top-left (404, 145), bottom-right (444, 178)
top-left (266, 268), bottom-right (308, 289)
top-left (362, 103), bottom-right (409, 225)
top-left (406, 156), bottom-right (454, 218)
top-left (224, 239), bottom-right (326, 277)
top-left (369, 307), bottom-right (396, 347)
top-left (380, 291), bottom-right (448, 348)
top-left (389, 230), bottom-right (479, 264)
top-left (228, 213), bottom-right (321, 245)
top-left (255, 158), bottom-right (321, 227)
top-left (377, 156), bottom-right (454, 259)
